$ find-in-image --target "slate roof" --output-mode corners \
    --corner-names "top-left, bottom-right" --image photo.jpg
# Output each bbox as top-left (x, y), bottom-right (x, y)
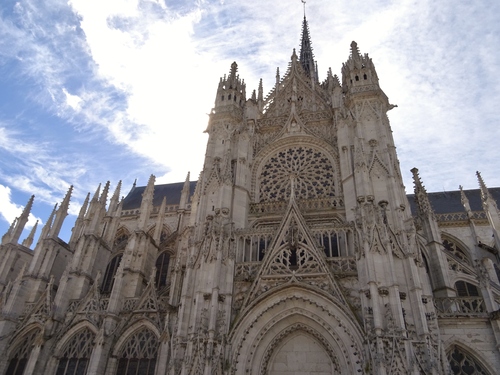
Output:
top-left (407, 187), bottom-right (500, 215)
top-left (122, 181), bottom-right (197, 210)
top-left (122, 181), bottom-right (500, 216)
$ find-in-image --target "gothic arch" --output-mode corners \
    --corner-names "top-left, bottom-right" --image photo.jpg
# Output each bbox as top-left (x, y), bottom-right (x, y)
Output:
top-left (114, 226), bottom-right (131, 252)
top-left (108, 321), bottom-right (160, 375)
top-left (251, 136), bottom-right (341, 203)
top-left (444, 339), bottom-right (494, 375)
top-left (5, 324), bottom-right (42, 375)
top-left (229, 286), bottom-right (364, 375)
top-left (441, 233), bottom-right (473, 265)
top-left (46, 320), bottom-right (98, 374)
top-left (147, 224), bottom-right (172, 242)
top-left (111, 320), bottom-right (161, 358)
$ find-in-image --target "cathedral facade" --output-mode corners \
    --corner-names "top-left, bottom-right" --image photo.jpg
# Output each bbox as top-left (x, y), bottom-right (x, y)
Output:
top-left (1, 17), bottom-right (500, 375)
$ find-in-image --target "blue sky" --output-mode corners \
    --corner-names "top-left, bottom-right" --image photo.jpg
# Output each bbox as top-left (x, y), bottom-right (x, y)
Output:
top-left (1, 0), bottom-right (499, 244)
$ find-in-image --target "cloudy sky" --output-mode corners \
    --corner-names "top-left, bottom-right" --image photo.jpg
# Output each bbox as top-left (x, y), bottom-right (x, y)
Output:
top-left (0, 0), bottom-right (499, 244)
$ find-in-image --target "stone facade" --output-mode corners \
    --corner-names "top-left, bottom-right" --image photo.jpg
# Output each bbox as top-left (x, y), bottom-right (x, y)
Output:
top-left (0, 16), bottom-right (500, 375)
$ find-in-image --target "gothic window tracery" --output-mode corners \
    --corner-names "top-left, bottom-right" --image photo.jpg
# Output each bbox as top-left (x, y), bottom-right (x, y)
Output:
top-left (5, 329), bottom-right (40, 375)
top-left (114, 228), bottom-right (130, 251)
top-left (443, 239), bottom-right (470, 264)
top-left (101, 254), bottom-right (123, 295)
top-left (116, 328), bottom-right (158, 375)
top-left (155, 252), bottom-right (170, 290)
top-left (259, 146), bottom-right (335, 202)
top-left (447, 345), bottom-right (490, 374)
top-left (55, 328), bottom-right (95, 375)
top-left (455, 281), bottom-right (480, 297)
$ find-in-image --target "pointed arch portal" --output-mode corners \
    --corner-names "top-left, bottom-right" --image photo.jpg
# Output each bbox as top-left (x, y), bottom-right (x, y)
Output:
top-left (229, 286), bottom-right (364, 375)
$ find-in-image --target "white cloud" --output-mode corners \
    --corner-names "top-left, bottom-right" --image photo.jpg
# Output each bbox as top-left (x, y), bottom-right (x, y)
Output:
top-left (0, 185), bottom-right (42, 230)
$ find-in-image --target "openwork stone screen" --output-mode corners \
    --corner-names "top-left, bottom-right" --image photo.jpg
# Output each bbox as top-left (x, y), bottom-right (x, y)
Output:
top-left (259, 146), bottom-right (335, 202)
top-left (447, 345), bottom-right (489, 374)
top-left (6, 329), bottom-right (40, 375)
top-left (116, 328), bottom-right (158, 375)
top-left (56, 328), bottom-right (95, 375)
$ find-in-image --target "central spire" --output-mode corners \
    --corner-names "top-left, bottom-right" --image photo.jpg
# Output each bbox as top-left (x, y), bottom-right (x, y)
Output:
top-left (299, 13), bottom-right (317, 82)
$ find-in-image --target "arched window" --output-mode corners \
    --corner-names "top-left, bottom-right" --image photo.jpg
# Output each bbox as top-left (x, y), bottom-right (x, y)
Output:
top-left (101, 254), bottom-right (123, 294)
top-left (6, 329), bottom-right (40, 375)
top-left (443, 239), bottom-right (470, 264)
top-left (55, 328), bottom-right (95, 375)
top-left (155, 252), bottom-right (170, 289)
top-left (455, 281), bottom-right (480, 297)
top-left (447, 345), bottom-right (490, 374)
top-left (116, 328), bottom-right (158, 375)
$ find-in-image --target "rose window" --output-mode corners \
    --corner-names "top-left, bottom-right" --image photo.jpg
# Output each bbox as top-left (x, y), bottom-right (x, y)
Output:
top-left (259, 147), bottom-right (335, 202)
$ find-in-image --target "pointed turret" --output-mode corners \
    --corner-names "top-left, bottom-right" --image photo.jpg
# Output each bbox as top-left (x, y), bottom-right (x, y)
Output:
top-left (21, 220), bottom-right (38, 248)
top-left (411, 168), bottom-right (435, 220)
top-left (154, 197), bottom-right (167, 244)
top-left (108, 180), bottom-right (122, 214)
top-left (100, 181), bottom-right (110, 207)
top-left (69, 192), bottom-right (90, 245)
top-left (1, 218), bottom-right (17, 245)
top-left (38, 204), bottom-right (57, 242)
top-left (213, 62), bottom-right (246, 110)
top-left (256, 78), bottom-right (264, 112)
top-left (137, 175), bottom-right (155, 231)
top-left (179, 172), bottom-right (190, 209)
top-left (477, 171), bottom-right (500, 249)
top-left (299, 15), bottom-right (317, 82)
top-left (8, 195), bottom-right (35, 245)
top-left (341, 41), bottom-right (380, 94)
top-left (49, 186), bottom-right (73, 238)
top-left (460, 185), bottom-right (473, 217)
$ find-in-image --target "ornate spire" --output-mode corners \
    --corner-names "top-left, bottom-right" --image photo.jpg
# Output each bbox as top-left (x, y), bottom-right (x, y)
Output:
top-left (100, 181), bottom-right (110, 206)
top-left (108, 180), bottom-right (122, 214)
top-left (154, 197), bottom-right (167, 244)
top-left (299, 14), bottom-right (317, 81)
top-left (477, 171), bottom-right (495, 207)
top-left (411, 168), bottom-right (435, 219)
top-left (1, 217), bottom-right (17, 245)
top-left (39, 203), bottom-right (57, 242)
top-left (22, 220), bottom-right (38, 248)
top-left (9, 195), bottom-right (35, 245)
top-left (459, 185), bottom-right (473, 215)
top-left (49, 186), bottom-right (73, 238)
top-left (137, 175), bottom-right (156, 230)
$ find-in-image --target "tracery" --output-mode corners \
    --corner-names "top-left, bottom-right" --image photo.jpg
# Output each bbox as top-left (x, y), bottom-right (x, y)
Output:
top-left (116, 328), bottom-right (158, 375)
top-left (447, 345), bottom-right (490, 375)
top-left (5, 329), bottom-right (40, 375)
top-left (259, 146), bottom-right (335, 202)
top-left (55, 328), bottom-right (95, 375)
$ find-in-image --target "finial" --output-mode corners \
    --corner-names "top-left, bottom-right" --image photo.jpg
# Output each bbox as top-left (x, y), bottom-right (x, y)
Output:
top-left (459, 185), bottom-right (472, 215)
top-left (301, 0), bottom-right (306, 17)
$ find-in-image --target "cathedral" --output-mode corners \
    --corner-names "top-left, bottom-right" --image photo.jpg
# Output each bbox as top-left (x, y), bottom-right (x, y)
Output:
top-left (1, 15), bottom-right (500, 375)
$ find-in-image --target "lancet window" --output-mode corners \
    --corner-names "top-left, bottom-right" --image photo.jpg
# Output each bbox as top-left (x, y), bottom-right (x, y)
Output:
top-left (236, 233), bottom-right (273, 262)
top-left (455, 281), bottom-right (480, 297)
top-left (155, 251), bottom-right (170, 290)
top-left (447, 345), bottom-right (489, 374)
top-left (259, 146), bottom-right (336, 202)
top-left (101, 254), bottom-right (123, 295)
top-left (313, 229), bottom-right (351, 257)
top-left (5, 329), bottom-right (40, 375)
top-left (116, 328), bottom-right (158, 375)
top-left (55, 328), bottom-right (95, 375)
